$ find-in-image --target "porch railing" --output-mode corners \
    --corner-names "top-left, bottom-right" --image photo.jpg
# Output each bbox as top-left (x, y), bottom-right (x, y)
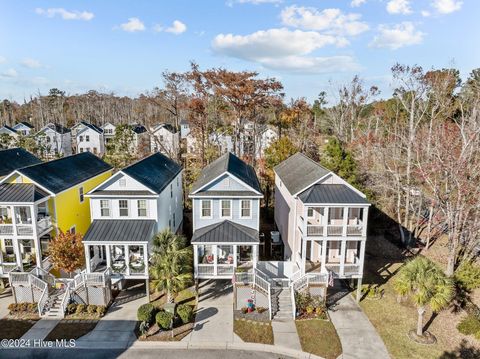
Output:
top-left (217, 265), bottom-right (235, 276)
top-left (1, 263), bottom-right (19, 275)
top-left (0, 224), bottom-right (14, 235)
top-left (37, 217), bottom-right (52, 233)
top-left (197, 264), bottom-right (214, 276)
top-left (16, 225), bottom-right (33, 235)
top-left (327, 226), bottom-right (343, 236)
top-left (346, 225), bottom-right (363, 236)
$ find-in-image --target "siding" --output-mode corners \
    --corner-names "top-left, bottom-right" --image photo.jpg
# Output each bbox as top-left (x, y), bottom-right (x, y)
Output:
top-left (201, 173), bottom-right (251, 192)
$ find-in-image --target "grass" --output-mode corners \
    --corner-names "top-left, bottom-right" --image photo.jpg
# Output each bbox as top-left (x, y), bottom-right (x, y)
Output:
top-left (139, 322), bottom-right (194, 341)
top-left (234, 319), bottom-right (274, 345)
top-left (295, 319), bottom-right (342, 359)
top-left (45, 320), bottom-right (99, 340)
top-left (0, 319), bottom-right (38, 339)
top-left (150, 287), bottom-right (197, 308)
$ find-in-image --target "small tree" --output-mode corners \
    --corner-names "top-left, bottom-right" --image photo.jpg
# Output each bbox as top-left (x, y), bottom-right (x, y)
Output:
top-left (394, 257), bottom-right (454, 338)
top-left (149, 229), bottom-right (193, 303)
top-left (49, 230), bottom-right (85, 276)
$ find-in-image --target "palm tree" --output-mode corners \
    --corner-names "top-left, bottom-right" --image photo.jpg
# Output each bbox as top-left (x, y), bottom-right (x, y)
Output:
top-left (149, 229), bottom-right (193, 303)
top-left (394, 256), bottom-right (454, 337)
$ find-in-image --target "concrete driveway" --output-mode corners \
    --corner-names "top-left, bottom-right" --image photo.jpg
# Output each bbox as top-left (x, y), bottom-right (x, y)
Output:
top-left (329, 294), bottom-right (390, 359)
top-left (187, 280), bottom-right (235, 343)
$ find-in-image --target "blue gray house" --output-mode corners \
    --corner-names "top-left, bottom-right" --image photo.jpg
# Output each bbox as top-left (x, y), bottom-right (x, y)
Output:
top-left (189, 152), bottom-right (263, 279)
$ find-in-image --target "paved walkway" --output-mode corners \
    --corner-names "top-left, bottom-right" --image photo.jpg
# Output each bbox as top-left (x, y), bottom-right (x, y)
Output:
top-left (0, 287), bottom-right (12, 319)
top-left (186, 280), bottom-right (238, 344)
top-left (329, 294), bottom-right (390, 359)
top-left (21, 318), bottom-right (61, 340)
top-left (271, 320), bottom-right (302, 351)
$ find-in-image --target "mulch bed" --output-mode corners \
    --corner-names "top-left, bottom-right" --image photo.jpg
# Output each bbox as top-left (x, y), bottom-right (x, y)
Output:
top-left (0, 318), bottom-right (39, 339)
top-left (234, 309), bottom-right (270, 322)
top-left (45, 320), bottom-right (99, 341)
top-left (407, 330), bottom-right (437, 345)
top-left (136, 322), bottom-right (194, 341)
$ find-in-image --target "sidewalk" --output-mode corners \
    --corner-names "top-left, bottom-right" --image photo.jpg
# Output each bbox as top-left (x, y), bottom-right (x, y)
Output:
top-left (272, 320), bottom-right (302, 351)
top-left (328, 294), bottom-right (390, 359)
top-left (21, 318), bottom-right (61, 340)
top-left (0, 287), bottom-right (12, 319)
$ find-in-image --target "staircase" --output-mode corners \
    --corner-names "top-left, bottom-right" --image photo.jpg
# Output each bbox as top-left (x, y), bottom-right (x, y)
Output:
top-left (272, 288), bottom-right (294, 321)
top-left (42, 289), bottom-right (66, 318)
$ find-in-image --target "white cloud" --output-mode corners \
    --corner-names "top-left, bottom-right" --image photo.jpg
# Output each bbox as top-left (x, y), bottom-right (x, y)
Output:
top-left (21, 58), bottom-right (42, 69)
top-left (280, 6), bottom-right (369, 36)
top-left (0, 56), bottom-right (6, 64)
top-left (351, 0), bottom-right (367, 7)
top-left (119, 18), bottom-right (145, 32)
top-left (212, 28), bottom-right (359, 73)
top-left (35, 8), bottom-right (94, 21)
top-left (1, 68), bottom-right (18, 78)
top-left (421, 10), bottom-right (431, 17)
top-left (165, 20), bottom-right (187, 34)
top-left (431, 0), bottom-right (462, 14)
top-left (386, 0), bottom-right (412, 15)
top-left (153, 24), bottom-right (163, 33)
top-left (370, 22), bottom-right (424, 49)
top-left (226, 0), bottom-right (282, 6)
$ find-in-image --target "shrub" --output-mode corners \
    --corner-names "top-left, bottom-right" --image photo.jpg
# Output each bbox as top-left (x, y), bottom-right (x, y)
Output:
top-left (306, 305), bottom-right (314, 315)
top-left (96, 306), bottom-right (106, 316)
top-left (177, 304), bottom-right (193, 324)
top-left (455, 262), bottom-right (480, 291)
top-left (457, 315), bottom-right (480, 335)
top-left (137, 304), bottom-right (157, 325)
top-left (8, 303), bottom-right (17, 313)
top-left (86, 305), bottom-right (97, 314)
top-left (18, 302), bottom-right (28, 312)
top-left (76, 304), bottom-right (87, 314)
top-left (156, 310), bottom-right (173, 330)
top-left (27, 303), bottom-right (37, 313)
top-left (315, 306), bottom-right (324, 315)
top-left (67, 303), bottom-right (77, 315)
top-left (257, 307), bottom-right (267, 314)
top-left (241, 307), bottom-right (248, 314)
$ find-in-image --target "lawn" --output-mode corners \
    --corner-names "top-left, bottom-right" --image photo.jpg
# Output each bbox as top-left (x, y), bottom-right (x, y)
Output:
top-left (0, 319), bottom-right (38, 339)
top-left (359, 234), bottom-right (480, 359)
top-left (45, 320), bottom-right (99, 340)
top-left (295, 319), bottom-right (342, 359)
top-left (234, 319), bottom-right (274, 345)
top-left (150, 287), bottom-right (197, 307)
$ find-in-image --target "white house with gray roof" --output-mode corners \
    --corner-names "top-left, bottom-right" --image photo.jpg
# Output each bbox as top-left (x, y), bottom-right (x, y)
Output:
top-left (74, 122), bottom-right (105, 157)
top-left (189, 152), bottom-right (263, 279)
top-left (35, 123), bottom-right (72, 158)
top-left (274, 152), bottom-right (370, 296)
top-left (83, 152), bottom-right (183, 284)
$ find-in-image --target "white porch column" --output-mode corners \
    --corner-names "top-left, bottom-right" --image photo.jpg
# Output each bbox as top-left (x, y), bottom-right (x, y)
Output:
top-left (14, 239), bottom-right (22, 270)
top-left (362, 206), bottom-right (369, 237)
top-left (359, 240), bottom-right (366, 276)
top-left (32, 204), bottom-right (42, 268)
top-left (321, 239), bottom-right (327, 272)
top-left (143, 243), bottom-right (149, 276)
top-left (124, 245), bottom-right (130, 276)
top-left (340, 240), bottom-right (346, 277)
top-left (301, 237), bottom-right (307, 275)
top-left (233, 245), bottom-right (238, 268)
top-left (342, 206), bottom-right (349, 237)
top-left (323, 207), bottom-right (329, 236)
top-left (193, 244), bottom-right (198, 277)
top-left (213, 244), bottom-right (218, 276)
top-left (252, 245), bottom-right (258, 268)
top-left (85, 245), bottom-right (91, 273)
top-left (105, 244), bottom-right (111, 268)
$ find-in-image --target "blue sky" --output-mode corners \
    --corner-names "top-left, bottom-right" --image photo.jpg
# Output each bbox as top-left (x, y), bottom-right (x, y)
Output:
top-left (0, 0), bottom-right (478, 103)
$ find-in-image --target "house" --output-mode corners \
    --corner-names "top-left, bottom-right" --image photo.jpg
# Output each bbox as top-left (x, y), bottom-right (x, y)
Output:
top-left (102, 122), bottom-right (116, 145)
top-left (210, 132), bottom-right (234, 154)
top-left (131, 125), bottom-right (150, 154)
top-left (36, 123), bottom-right (72, 158)
top-left (274, 153), bottom-right (370, 290)
top-left (256, 127), bottom-right (278, 158)
top-left (150, 123), bottom-right (179, 157)
top-left (0, 148), bottom-right (41, 180)
top-left (75, 122), bottom-right (105, 157)
top-left (0, 152), bottom-right (112, 278)
top-left (189, 152), bottom-right (263, 279)
top-left (0, 125), bottom-right (18, 143)
top-left (180, 119), bottom-right (190, 139)
top-left (12, 122), bottom-right (34, 136)
top-left (82, 153), bottom-right (183, 288)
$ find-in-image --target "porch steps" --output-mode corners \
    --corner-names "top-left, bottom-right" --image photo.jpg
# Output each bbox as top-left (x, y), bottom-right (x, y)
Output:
top-left (272, 288), bottom-right (293, 321)
top-left (42, 289), bottom-right (65, 318)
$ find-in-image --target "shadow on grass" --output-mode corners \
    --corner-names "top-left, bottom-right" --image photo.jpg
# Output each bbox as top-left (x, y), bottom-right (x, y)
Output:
top-left (438, 339), bottom-right (480, 359)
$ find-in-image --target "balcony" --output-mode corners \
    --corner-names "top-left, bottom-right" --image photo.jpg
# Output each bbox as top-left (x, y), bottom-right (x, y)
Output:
top-left (327, 225), bottom-right (343, 236)
top-left (0, 225), bottom-right (13, 235)
top-left (0, 217), bottom-right (52, 237)
top-left (307, 225), bottom-right (323, 236)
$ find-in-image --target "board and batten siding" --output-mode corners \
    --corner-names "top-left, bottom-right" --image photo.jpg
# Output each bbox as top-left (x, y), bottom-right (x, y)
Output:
top-left (201, 173), bottom-right (251, 192)
top-left (193, 197), bottom-right (259, 230)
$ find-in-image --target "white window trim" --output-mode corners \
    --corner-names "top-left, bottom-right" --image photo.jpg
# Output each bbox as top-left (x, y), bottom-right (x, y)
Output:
top-left (137, 199), bottom-right (148, 217)
top-left (100, 199), bottom-right (111, 217)
top-left (307, 207), bottom-right (314, 219)
top-left (219, 199), bottom-right (232, 219)
top-left (119, 199), bottom-right (129, 217)
top-left (240, 199), bottom-right (252, 219)
top-left (200, 200), bottom-right (213, 219)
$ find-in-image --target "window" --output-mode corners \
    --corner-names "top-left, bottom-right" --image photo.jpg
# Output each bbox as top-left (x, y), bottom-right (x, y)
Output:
top-left (137, 200), bottom-right (147, 217)
top-left (220, 200), bottom-right (231, 218)
top-left (86, 135), bottom-right (90, 142)
top-left (80, 148), bottom-right (84, 153)
top-left (200, 200), bottom-right (212, 218)
top-left (100, 200), bottom-right (110, 217)
top-left (69, 226), bottom-right (76, 234)
top-left (307, 207), bottom-right (314, 218)
top-left (119, 200), bottom-right (129, 217)
top-left (170, 184), bottom-right (173, 198)
top-left (240, 200), bottom-right (251, 218)
top-left (119, 178), bottom-right (126, 187)
top-left (79, 136), bottom-right (83, 142)
top-left (79, 187), bottom-right (84, 203)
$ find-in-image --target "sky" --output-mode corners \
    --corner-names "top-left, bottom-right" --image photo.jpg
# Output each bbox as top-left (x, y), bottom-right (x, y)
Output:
top-left (0, 0), bottom-right (478, 103)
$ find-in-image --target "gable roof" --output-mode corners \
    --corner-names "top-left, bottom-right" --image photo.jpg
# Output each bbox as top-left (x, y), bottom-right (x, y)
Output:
top-left (0, 148), bottom-right (42, 177)
top-left (191, 220), bottom-right (259, 243)
top-left (77, 123), bottom-right (103, 136)
top-left (0, 183), bottom-right (49, 203)
top-left (17, 152), bottom-right (112, 194)
top-left (274, 153), bottom-right (330, 195)
top-left (13, 121), bottom-right (34, 129)
top-left (191, 152), bottom-right (262, 194)
top-left (77, 121), bottom-right (103, 134)
top-left (0, 125), bottom-right (17, 134)
top-left (153, 123), bottom-right (176, 134)
top-left (40, 123), bottom-right (70, 134)
top-left (298, 184), bottom-right (368, 204)
top-left (122, 153), bottom-right (182, 194)
top-left (132, 124), bottom-right (147, 134)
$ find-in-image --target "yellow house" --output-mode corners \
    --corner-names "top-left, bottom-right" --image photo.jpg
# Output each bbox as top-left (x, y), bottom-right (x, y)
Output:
top-left (0, 152), bottom-right (112, 276)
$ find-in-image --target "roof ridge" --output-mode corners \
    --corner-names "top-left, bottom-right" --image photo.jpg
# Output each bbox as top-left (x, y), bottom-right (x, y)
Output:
top-left (18, 152), bottom-right (90, 172)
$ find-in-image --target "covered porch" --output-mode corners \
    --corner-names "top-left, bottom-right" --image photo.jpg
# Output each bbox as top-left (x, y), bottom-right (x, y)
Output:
top-left (192, 221), bottom-right (259, 279)
top-left (82, 219), bottom-right (155, 279)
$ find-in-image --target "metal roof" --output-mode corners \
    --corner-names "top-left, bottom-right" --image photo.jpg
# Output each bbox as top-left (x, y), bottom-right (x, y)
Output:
top-left (83, 219), bottom-right (156, 243)
top-left (122, 153), bottom-right (181, 194)
top-left (89, 190), bottom-right (154, 196)
top-left (298, 184), bottom-right (368, 204)
top-left (274, 153), bottom-right (330, 195)
top-left (0, 148), bottom-right (42, 177)
top-left (18, 152), bottom-right (112, 194)
top-left (39, 123), bottom-right (70, 134)
top-left (191, 152), bottom-right (261, 194)
top-left (193, 190), bottom-right (260, 197)
top-left (191, 220), bottom-right (259, 244)
top-left (0, 183), bottom-right (49, 203)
